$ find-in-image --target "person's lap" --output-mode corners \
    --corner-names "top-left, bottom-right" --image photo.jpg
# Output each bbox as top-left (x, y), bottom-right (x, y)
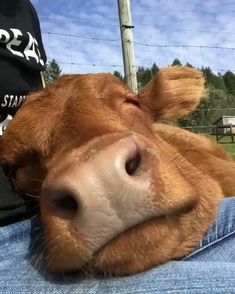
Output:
top-left (0, 198), bottom-right (235, 294)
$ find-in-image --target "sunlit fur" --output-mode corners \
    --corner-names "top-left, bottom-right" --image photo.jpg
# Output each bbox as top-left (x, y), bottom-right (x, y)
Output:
top-left (1, 66), bottom-right (235, 276)
top-left (139, 66), bottom-right (206, 120)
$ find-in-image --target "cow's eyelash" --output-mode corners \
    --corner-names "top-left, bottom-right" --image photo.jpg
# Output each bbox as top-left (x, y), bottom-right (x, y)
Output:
top-left (124, 98), bottom-right (141, 108)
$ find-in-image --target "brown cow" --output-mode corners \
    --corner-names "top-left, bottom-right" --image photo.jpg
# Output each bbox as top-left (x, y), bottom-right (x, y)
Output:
top-left (1, 66), bottom-right (235, 276)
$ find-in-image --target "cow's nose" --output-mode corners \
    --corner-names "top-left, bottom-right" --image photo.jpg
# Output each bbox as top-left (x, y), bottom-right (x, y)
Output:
top-left (45, 186), bottom-right (80, 218)
top-left (43, 136), bottom-right (157, 251)
top-left (45, 138), bottom-right (142, 217)
top-left (45, 137), bottom-right (142, 217)
top-left (125, 148), bottom-right (141, 175)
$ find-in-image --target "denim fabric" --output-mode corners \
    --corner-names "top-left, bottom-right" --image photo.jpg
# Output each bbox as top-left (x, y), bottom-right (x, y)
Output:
top-left (185, 197), bottom-right (235, 262)
top-left (0, 198), bottom-right (234, 294)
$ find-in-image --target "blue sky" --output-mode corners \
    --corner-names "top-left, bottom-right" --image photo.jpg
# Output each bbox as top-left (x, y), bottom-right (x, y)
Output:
top-left (32, 0), bottom-right (235, 75)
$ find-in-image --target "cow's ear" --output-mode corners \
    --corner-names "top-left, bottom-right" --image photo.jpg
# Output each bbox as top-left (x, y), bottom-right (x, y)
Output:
top-left (138, 66), bottom-right (205, 120)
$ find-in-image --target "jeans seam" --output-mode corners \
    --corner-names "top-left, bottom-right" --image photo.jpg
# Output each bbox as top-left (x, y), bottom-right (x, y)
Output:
top-left (184, 229), bottom-right (235, 260)
top-left (205, 218), bottom-right (235, 245)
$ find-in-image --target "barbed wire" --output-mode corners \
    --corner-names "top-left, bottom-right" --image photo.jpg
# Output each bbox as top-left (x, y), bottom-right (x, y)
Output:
top-left (42, 30), bottom-right (235, 51)
top-left (135, 26), bottom-right (235, 35)
top-left (43, 31), bottom-right (120, 42)
top-left (133, 41), bottom-right (235, 51)
top-left (57, 61), bottom-right (123, 67)
top-left (47, 59), bottom-right (235, 74)
top-left (192, 108), bottom-right (235, 112)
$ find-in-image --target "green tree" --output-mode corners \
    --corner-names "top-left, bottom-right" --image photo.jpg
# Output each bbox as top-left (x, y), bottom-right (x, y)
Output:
top-left (113, 70), bottom-right (124, 81)
top-left (186, 62), bottom-right (193, 68)
top-left (151, 62), bottom-right (159, 75)
top-left (178, 83), bottom-right (235, 130)
top-left (44, 59), bottom-right (62, 85)
top-left (137, 63), bottom-right (159, 90)
top-left (178, 66), bottom-right (233, 130)
top-left (223, 71), bottom-right (235, 94)
top-left (201, 67), bottom-right (224, 89)
top-left (137, 66), bottom-right (152, 89)
top-left (171, 58), bottom-right (182, 66)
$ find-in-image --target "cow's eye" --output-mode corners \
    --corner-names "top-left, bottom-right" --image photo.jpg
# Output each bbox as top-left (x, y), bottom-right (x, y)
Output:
top-left (2, 163), bottom-right (17, 179)
top-left (125, 98), bottom-right (141, 108)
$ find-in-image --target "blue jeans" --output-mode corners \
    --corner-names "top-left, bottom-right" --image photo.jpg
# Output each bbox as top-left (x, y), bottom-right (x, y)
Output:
top-left (0, 198), bottom-right (235, 294)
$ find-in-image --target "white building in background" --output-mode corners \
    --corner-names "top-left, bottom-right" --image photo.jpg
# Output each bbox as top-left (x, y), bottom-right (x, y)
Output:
top-left (213, 116), bottom-right (235, 135)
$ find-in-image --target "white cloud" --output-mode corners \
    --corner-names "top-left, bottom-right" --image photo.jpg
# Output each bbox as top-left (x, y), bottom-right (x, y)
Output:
top-left (34, 0), bottom-right (235, 74)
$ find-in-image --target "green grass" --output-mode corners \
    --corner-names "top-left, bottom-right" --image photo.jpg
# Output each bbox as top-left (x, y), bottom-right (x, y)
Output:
top-left (221, 144), bottom-right (235, 159)
top-left (205, 135), bottom-right (235, 159)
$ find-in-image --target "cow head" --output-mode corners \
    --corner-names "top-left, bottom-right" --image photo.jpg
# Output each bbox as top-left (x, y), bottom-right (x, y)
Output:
top-left (0, 67), bottom-right (228, 276)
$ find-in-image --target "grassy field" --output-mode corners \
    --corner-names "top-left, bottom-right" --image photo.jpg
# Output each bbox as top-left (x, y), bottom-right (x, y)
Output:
top-left (206, 135), bottom-right (235, 159)
top-left (220, 143), bottom-right (235, 159)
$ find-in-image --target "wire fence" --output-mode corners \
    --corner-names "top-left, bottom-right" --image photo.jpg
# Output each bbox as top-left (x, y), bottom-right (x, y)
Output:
top-left (41, 30), bottom-right (235, 71)
top-left (39, 14), bottom-right (235, 138)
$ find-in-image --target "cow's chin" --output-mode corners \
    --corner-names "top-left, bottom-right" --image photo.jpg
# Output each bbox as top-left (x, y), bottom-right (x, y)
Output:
top-left (43, 212), bottom-right (182, 277)
top-left (91, 215), bottom-right (173, 277)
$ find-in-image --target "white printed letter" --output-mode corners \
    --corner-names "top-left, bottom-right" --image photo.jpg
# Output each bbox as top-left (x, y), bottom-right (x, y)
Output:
top-left (0, 29), bottom-right (10, 43)
top-left (6, 29), bottom-right (24, 57)
top-left (24, 32), bottom-right (39, 63)
top-left (1, 95), bottom-right (9, 107)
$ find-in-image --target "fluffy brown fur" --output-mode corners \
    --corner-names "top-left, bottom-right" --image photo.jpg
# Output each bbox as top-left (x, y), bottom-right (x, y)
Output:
top-left (1, 66), bottom-right (235, 276)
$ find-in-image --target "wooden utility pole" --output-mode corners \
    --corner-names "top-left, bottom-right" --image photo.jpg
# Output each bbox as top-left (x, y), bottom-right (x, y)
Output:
top-left (118, 0), bottom-right (138, 93)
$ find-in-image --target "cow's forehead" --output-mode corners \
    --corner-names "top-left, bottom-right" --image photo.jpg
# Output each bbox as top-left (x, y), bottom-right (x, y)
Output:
top-left (40, 75), bottom-right (136, 125)
top-left (56, 73), bottom-right (134, 104)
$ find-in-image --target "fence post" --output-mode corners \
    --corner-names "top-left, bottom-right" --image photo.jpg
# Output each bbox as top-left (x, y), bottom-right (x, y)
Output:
top-left (117, 0), bottom-right (138, 93)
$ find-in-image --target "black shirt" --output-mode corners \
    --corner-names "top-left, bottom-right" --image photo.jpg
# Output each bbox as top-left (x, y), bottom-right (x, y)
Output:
top-left (0, 168), bottom-right (38, 226)
top-left (0, 0), bottom-right (46, 226)
top-left (0, 0), bottom-right (46, 115)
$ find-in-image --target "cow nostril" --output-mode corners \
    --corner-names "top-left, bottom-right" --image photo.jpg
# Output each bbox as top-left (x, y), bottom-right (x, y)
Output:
top-left (50, 190), bottom-right (79, 217)
top-left (125, 151), bottom-right (141, 175)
